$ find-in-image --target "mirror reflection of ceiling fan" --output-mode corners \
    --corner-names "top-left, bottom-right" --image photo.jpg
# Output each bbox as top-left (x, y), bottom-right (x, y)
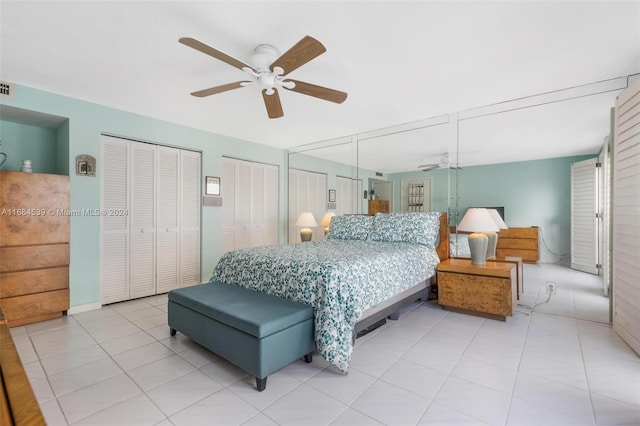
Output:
top-left (417, 153), bottom-right (462, 171)
top-left (179, 35), bottom-right (348, 118)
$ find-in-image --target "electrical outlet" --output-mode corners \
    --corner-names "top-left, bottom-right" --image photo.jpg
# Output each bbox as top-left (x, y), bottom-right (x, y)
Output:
top-left (546, 282), bottom-right (556, 295)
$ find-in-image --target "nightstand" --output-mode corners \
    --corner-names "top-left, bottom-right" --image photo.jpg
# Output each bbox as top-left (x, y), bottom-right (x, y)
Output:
top-left (436, 258), bottom-right (517, 321)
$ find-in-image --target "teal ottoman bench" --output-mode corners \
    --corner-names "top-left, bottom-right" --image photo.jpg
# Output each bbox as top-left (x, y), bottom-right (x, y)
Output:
top-left (167, 282), bottom-right (314, 391)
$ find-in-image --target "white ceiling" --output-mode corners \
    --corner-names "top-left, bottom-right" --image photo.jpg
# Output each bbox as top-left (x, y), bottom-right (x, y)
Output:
top-left (1, 1), bottom-right (639, 172)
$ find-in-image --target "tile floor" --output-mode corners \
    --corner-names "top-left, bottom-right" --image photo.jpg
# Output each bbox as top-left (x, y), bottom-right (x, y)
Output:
top-left (11, 263), bottom-right (640, 425)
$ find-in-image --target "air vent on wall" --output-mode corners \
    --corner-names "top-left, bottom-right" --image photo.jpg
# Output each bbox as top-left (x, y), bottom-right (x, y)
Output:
top-left (0, 81), bottom-right (14, 98)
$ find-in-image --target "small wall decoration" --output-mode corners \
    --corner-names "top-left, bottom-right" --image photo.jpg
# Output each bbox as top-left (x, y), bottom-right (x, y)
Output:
top-left (328, 189), bottom-right (336, 202)
top-left (205, 176), bottom-right (220, 195)
top-left (76, 155), bottom-right (96, 176)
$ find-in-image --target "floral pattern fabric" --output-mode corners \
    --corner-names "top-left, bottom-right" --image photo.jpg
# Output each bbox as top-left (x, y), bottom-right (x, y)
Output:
top-left (369, 212), bottom-right (441, 247)
top-left (210, 239), bottom-right (440, 374)
top-left (326, 215), bottom-right (374, 240)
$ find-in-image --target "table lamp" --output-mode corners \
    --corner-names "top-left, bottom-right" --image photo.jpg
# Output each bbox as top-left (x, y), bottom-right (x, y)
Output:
top-left (486, 208), bottom-right (508, 259)
top-left (296, 212), bottom-right (318, 242)
top-left (457, 208), bottom-right (500, 265)
top-left (319, 212), bottom-right (335, 236)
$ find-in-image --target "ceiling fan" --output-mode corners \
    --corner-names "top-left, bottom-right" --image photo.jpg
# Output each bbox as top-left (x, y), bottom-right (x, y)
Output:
top-left (417, 153), bottom-right (461, 171)
top-left (179, 35), bottom-right (348, 119)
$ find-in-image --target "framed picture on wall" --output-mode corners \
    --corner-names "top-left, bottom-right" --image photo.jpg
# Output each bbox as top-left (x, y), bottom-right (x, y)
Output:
top-left (328, 189), bottom-right (336, 202)
top-left (205, 176), bottom-right (220, 196)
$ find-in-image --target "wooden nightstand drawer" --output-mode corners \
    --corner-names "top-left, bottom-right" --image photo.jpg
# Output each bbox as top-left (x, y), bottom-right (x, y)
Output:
top-left (437, 259), bottom-right (516, 321)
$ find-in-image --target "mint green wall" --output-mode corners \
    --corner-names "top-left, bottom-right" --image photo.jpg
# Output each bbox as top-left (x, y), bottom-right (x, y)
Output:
top-left (1, 84), bottom-right (287, 308)
top-left (0, 120), bottom-right (59, 174)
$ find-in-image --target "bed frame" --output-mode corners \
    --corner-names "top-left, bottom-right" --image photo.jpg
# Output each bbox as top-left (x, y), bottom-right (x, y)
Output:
top-left (351, 213), bottom-right (450, 342)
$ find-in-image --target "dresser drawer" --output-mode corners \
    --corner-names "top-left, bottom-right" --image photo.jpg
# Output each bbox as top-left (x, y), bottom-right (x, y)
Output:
top-left (0, 267), bottom-right (69, 298)
top-left (0, 244), bottom-right (70, 273)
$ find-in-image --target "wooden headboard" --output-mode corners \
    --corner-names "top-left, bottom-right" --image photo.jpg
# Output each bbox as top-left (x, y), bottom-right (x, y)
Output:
top-left (437, 213), bottom-right (450, 261)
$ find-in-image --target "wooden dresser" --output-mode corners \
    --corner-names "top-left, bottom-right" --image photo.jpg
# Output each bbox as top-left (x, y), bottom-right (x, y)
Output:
top-left (496, 227), bottom-right (539, 263)
top-left (368, 199), bottom-right (389, 216)
top-left (0, 171), bottom-right (70, 327)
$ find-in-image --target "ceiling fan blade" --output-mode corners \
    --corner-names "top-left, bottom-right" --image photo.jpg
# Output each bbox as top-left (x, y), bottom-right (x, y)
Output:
top-left (190, 81), bottom-right (246, 97)
top-left (270, 36), bottom-right (326, 75)
top-left (285, 79), bottom-right (347, 104)
top-left (179, 37), bottom-right (255, 72)
top-left (262, 89), bottom-right (284, 118)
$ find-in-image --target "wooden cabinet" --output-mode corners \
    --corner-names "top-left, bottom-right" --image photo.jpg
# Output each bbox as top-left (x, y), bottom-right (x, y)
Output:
top-left (0, 171), bottom-right (70, 327)
top-left (496, 227), bottom-right (539, 263)
top-left (437, 258), bottom-right (516, 321)
top-left (368, 199), bottom-right (389, 216)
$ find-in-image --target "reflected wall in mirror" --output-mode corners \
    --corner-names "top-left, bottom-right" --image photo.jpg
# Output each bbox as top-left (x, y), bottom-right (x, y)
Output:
top-left (287, 76), bottom-right (629, 273)
top-left (288, 138), bottom-right (363, 243)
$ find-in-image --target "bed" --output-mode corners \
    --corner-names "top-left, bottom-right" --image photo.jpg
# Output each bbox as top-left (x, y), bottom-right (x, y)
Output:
top-left (449, 230), bottom-right (471, 257)
top-left (210, 212), bottom-right (449, 374)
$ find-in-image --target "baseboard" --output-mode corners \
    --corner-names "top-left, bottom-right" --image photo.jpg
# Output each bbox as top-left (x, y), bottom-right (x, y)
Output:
top-left (68, 302), bottom-right (102, 315)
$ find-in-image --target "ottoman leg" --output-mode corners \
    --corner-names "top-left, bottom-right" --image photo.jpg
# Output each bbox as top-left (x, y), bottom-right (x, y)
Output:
top-left (303, 353), bottom-right (313, 363)
top-left (256, 377), bottom-right (267, 392)
top-left (170, 328), bottom-right (177, 336)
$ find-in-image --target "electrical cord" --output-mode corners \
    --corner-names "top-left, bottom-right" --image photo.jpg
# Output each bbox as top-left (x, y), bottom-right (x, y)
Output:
top-left (537, 226), bottom-right (569, 259)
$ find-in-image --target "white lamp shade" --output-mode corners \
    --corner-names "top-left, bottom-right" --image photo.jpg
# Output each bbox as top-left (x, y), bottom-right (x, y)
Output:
top-left (296, 212), bottom-right (318, 227)
top-left (457, 208), bottom-right (500, 233)
top-left (487, 209), bottom-right (508, 229)
top-left (319, 212), bottom-right (335, 227)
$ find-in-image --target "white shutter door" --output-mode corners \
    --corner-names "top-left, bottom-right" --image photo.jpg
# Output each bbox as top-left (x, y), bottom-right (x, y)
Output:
top-left (222, 159), bottom-right (236, 253)
top-left (156, 146), bottom-right (180, 293)
top-left (130, 142), bottom-right (156, 298)
top-left (263, 164), bottom-right (279, 245)
top-left (101, 136), bottom-right (130, 304)
top-left (613, 78), bottom-right (640, 354)
top-left (235, 161), bottom-right (252, 248)
top-left (312, 173), bottom-right (327, 241)
top-left (571, 158), bottom-right (599, 274)
top-left (180, 150), bottom-right (201, 286)
top-left (288, 169), bottom-right (299, 243)
top-left (251, 164), bottom-right (266, 246)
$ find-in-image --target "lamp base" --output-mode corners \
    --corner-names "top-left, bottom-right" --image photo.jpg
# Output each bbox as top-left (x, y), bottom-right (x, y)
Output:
top-left (468, 232), bottom-right (489, 265)
top-left (300, 228), bottom-right (313, 242)
top-left (324, 227), bottom-right (330, 236)
top-left (485, 232), bottom-right (498, 260)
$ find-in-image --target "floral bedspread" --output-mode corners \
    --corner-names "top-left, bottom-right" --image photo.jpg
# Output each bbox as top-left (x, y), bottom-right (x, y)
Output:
top-left (209, 239), bottom-right (440, 373)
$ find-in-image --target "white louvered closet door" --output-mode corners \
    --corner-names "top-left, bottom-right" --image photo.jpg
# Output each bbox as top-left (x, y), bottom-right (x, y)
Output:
top-left (335, 176), bottom-right (363, 216)
top-left (613, 77), bottom-right (640, 355)
top-left (101, 136), bottom-right (130, 304)
top-left (130, 142), bottom-right (157, 299)
top-left (251, 164), bottom-right (266, 246)
top-left (288, 169), bottom-right (326, 242)
top-left (571, 157), bottom-right (599, 274)
top-left (156, 146), bottom-right (180, 293)
top-left (288, 169), bottom-right (300, 243)
top-left (222, 159), bottom-right (237, 254)
top-left (180, 150), bottom-right (201, 286)
top-left (262, 165), bottom-right (279, 246)
top-left (235, 161), bottom-right (253, 249)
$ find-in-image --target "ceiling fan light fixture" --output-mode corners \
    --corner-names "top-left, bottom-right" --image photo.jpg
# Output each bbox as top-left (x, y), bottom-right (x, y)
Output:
top-left (250, 44), bottom-right (279, 70)
top-left (180, 35), bottom-right (347, 118)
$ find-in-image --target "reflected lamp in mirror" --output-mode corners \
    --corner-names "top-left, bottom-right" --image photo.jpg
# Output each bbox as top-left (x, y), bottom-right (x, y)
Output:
top-left (457, 208), bottom-right (500, 265)
top-left (296, 212), bottom-right (318, 242)
top-left (486, 208), bottom-right (508, 259)
top-left (320, 212), bottom-right (336, 236)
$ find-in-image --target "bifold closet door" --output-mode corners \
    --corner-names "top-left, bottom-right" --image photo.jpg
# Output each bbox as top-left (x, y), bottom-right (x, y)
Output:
top-left (156, 146), bottom-right (180, 293)
top-left (180, 150), bottom-right (201, 286)
top-left (129, 142), bottom-right (157, 299)
top-left (102, 136), bottom-right (201, 303)
top-left (101, 136), bottom-right (130, 304)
